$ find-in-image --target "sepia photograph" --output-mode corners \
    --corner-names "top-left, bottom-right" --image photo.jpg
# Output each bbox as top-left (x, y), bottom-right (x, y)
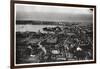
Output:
top-left (11, 1), bottom-right (96, 68)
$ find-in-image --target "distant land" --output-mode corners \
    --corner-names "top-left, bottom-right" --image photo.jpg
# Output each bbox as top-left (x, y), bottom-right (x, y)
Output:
top-left (16, 20), bottom-right (92, 26)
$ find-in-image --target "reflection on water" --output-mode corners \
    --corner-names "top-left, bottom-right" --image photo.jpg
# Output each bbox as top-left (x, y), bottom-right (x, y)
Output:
top-left (16, 25), bottom-right (59, 33)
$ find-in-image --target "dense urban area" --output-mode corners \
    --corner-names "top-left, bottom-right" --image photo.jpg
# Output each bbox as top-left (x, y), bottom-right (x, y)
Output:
top-left (16, 21), bottom-right (93, 64)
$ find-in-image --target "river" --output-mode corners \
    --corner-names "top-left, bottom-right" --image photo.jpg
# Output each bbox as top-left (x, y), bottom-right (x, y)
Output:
top-left (16, 25), bottom-right (60, 33)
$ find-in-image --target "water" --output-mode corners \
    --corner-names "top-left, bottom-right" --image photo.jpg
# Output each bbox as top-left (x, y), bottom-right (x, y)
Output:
top-left (16, 25), bottom-right (59, 33)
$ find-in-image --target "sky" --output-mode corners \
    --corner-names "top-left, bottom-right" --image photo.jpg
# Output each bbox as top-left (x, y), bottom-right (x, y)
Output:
top-left (15, 4), bottom-right (93, 23)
